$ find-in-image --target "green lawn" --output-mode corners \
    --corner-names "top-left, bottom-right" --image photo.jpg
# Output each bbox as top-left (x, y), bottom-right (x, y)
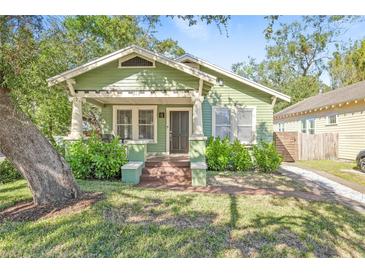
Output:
top-left (296, 160), bottom-right (365, 186)
top-left (0, 179), bottom-right (365, 257)
top-left (0, 180), bottom-right (32, 211)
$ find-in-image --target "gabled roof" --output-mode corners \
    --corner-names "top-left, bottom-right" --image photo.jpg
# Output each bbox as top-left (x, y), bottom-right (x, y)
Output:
top-left (176, 54), bottom-right (291, 102)
top-left (47, 45), bottom-right (217, 87)
top-left (274, 80), bottom-right (365, 120)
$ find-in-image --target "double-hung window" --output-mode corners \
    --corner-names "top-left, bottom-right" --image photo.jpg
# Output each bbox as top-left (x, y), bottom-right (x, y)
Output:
top-left (138, 109), bottom-right (154, 140)
top-left (237, 108), bottom-right (254, 143)
top-left (116, 110), bottom-right (132, 140)
top-left (308, 119), bottom-right (315, 134)
top-left (114, 106), bottom-right (157, 142)
top-left (301, 120), bottom-right (307, 133)
top-left (327, 114), bottom-right (337, 125)
top-left (300, 119), bottom-right (315, 134)
top-left (213, 106), bottom-right (256, 144)
top-left (278, 123), bottom-right (285, 132)
top-left (214, 107), bottom-right (231, 139)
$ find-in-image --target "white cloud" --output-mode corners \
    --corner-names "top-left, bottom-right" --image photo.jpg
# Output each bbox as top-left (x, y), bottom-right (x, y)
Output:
top-left (173, 17), bottom-right (210, 40)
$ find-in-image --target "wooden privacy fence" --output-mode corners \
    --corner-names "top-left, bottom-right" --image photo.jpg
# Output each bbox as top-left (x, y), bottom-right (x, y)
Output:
top-left (274, 132), bottom-right (338, 162)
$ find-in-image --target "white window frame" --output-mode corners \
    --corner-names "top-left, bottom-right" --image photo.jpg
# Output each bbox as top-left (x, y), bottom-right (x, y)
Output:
top-left (301, 120), bottom-right (307, 133)
top-left (307, 118), bottom-right (315, 134)
top-left (212, 106), bottom-right (232, 140)
top-left (279, 123), bottom-right (285, 132)
top-left (113, 105), bottom-right (157, 143)
top-left (326, 114), bottom-right (338, 126)
top-left (118, 54), bottom-right (156, 69)
top-left (212, 105), bottom-right (256, 144)
top-left (115, 109), bottom-right (133, 140)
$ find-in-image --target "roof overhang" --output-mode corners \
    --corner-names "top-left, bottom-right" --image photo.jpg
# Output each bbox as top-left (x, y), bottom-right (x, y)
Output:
top-left (176, 54), bottom-right (291, 102)
top-left (47, 45), bottom-right (217, 87)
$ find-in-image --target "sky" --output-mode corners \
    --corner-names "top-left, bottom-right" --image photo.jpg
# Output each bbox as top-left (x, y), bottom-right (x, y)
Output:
top-left (154, 16), bottom-right (365, 84)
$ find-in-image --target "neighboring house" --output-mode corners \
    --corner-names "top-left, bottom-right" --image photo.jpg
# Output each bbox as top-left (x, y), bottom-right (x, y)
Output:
top-left (274, 80), bottom-right (365, 160)
top-left (48, 45), bottom-right (290, 185)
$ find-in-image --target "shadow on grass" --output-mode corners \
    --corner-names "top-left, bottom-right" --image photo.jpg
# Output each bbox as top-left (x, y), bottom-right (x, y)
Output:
top-left (0, 182), bottom-right (365, 257)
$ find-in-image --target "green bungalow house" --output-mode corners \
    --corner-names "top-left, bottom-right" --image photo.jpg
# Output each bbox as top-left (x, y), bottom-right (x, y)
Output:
top-left (47, 45), bottom-right (290, 186)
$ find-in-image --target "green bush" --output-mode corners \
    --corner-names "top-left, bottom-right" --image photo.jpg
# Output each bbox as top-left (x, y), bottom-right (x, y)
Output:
top-left (231, 139), bottom-right (253, 171)
top-left (206, 138), bottom-right (280, 173)
top-left (206, 137), bottom-right (232, 171)
top-left (0, 159), bottom-right (22, 184)
top-left (252, 142), bottom-right (282, 173)
top-left (66, 135), bottom-right (127, 180)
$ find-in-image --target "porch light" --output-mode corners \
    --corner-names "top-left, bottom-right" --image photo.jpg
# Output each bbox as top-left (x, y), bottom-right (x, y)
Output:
top-left (217, 78), bottom-right (224, 86)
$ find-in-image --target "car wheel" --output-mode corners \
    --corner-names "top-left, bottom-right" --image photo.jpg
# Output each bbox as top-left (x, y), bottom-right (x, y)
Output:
top-left (360, 157), bottom-right (365, 173)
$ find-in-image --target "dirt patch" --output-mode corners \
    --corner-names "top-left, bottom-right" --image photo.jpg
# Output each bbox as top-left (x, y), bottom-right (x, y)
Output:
top-left (0, 192), bottom-right (104, 223)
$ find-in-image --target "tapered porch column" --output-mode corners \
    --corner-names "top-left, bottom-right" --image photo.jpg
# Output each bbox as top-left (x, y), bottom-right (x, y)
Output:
top-left (68, 97), bottom-right (83, 139)
top-left (190, 91), bottom-right (207, 186)
top-left (192, 91), bottom-right (204, 136)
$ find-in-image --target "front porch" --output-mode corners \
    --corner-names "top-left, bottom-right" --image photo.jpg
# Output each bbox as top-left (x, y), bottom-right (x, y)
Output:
top-left (64, 90), bottom-right (209, 186)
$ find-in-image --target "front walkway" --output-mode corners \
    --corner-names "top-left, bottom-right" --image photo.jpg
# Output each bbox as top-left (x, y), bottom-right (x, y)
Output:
top-left (280, 164), bottom-right (365, 211)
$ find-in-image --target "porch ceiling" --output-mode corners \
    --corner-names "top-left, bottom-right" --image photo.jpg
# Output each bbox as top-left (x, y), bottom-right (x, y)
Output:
top-left (80, 90), bottom-right (195, 106)
top-left (86, 96), bottom-right (193, 106)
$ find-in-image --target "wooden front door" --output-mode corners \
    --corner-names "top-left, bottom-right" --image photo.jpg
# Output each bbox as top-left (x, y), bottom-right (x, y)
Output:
top-left (170, 111), bottom-right (189, 154)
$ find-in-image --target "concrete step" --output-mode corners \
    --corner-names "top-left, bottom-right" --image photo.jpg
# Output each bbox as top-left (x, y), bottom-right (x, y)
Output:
top-left (140, 174), bottom-right (192, 182)
top-left (144, 161), bottom-right (190, 168)
top-left (142, 167), bottom-right (191, 176)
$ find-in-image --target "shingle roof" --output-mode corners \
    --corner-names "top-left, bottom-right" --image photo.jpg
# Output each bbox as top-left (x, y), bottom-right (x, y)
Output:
top-left (274, 80), bottom-right (365, 119)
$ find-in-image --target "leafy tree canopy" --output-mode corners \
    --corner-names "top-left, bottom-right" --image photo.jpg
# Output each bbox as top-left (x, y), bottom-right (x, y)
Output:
top-left (0, 15), bottom-right (229, 140)
top-left (232, 16), bottom-right (362, 112)
top-left (329, 39), bottom-right (365, 88)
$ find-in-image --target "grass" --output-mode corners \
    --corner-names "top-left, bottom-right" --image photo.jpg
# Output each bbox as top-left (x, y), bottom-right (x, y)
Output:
top-left (296, 160), bottom-right (365, 186)
top-left (0, 179), bottom-right (365, 257)
top-left (0, 180), bottom-right (32, 211)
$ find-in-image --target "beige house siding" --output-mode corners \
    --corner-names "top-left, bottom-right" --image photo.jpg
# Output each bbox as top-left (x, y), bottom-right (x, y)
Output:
top-left (274, 102), bottom-right (365, 160)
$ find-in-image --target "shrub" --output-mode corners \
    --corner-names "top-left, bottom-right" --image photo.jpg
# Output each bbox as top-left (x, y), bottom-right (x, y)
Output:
top-left (206, 137), bottom-right (232, 171)
top-left (231, 139), bottom-right (253, 171)
top-left (0, 159), bottom-right (22, 184)
top-left (252, 142), bottom-right (282, 173)
top-left (66, 135), bottom-right (127, 180)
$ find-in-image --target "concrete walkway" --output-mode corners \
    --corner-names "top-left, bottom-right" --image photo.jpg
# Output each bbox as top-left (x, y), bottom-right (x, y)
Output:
top-left (280, 164), bottom-right (365, 210)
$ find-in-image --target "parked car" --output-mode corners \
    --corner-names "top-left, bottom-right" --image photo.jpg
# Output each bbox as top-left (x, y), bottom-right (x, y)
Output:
top-left (356, 150), bottom-right (365, 172)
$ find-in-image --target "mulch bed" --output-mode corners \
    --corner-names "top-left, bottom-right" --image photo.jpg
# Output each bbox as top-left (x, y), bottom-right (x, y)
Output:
top-left (0, 192), bottom-right (104, 223)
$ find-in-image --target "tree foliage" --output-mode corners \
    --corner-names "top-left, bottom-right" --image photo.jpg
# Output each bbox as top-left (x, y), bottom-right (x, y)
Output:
top-left (1, 15), bottom-right (230, 140)
top-left (232, 16), bottom-right (360, 112)
top-left (329, 39), bottom-right (365, 88)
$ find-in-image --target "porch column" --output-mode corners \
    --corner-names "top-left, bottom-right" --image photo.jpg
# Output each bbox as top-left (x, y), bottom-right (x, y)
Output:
top-left (190, 91), bottom-right (207, 186)
top-left (192, 91), bottom-right (204, 136)
top-left (68, 97), bottom-right (83, 139)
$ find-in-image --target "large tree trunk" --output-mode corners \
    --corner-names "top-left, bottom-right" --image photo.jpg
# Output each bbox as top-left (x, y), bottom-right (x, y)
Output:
top-left (0, 88), bottom-right (80, 205)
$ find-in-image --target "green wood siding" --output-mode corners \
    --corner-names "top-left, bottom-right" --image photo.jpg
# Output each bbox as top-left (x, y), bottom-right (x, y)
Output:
top-left (97, 62), bottom-right (275, 149)
top-left (74, 61), bottom-right (199, 91)
top-left (200, 66), bottom-right (273, 142)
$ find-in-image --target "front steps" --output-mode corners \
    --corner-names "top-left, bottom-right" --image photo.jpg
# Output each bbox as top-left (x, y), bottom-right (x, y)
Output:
top-left (140, 159), bottom-right (192, 185)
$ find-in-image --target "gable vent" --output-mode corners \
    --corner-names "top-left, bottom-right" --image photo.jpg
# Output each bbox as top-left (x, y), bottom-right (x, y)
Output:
top-left (120, 56), bottom-right (154, 67)
top-left (182, 60), bottom-right (200, 69)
